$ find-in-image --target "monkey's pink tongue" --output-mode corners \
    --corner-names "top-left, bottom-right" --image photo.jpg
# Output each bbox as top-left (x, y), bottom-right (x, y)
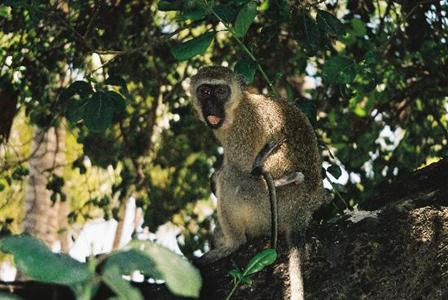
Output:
top-left (207, 115), bottom-right (221, 125)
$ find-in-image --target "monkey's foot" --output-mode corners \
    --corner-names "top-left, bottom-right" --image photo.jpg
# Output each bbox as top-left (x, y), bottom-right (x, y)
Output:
top-left (275, 172), bottom-right (304, 187)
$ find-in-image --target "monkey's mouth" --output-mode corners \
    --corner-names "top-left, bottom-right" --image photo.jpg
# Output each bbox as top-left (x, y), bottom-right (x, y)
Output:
top-left (205, 114), bottom-right (224, 129)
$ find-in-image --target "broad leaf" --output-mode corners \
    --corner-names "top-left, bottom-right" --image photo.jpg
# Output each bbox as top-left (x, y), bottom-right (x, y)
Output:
top-left (322, 55), bottom-right (356, 84)
top-left (351, 18), bottom-right (366, 37)
top-left (317, 10), bottom-right (345, 37)
top-left (233, 1), bottom-right (257, 38)
top-left (103, 249), bottom-right (163, 280)
top-left (178, 9), bottom-right (208, 21)
top-left (158, 0), bottom-right (182, 11)
top-left (300, 12), bottom-right (324, 55)
top-left (171, 32), bottom-right (214, 61)
top-left (66, 99), bottom-right (88, 124)
top-left (59, 81), bottom-right (93, 102)
top-left (0, 235), bottom-right (92, 286)
top-left (234, 59), bottom-right (257, 84)
top-left (327, 165), bottom-right (342, 179)
top-left (105, 76), bottom-right (129, 97)
top-left (102, 265), bottom-right (143, 300)
top-left (106, 91), bottom-right (126, 117)
top-left (84, 92), bottom-right (115, 132)
top-left (127, 241), bottom-right (202, 298)
top-left (243, 248), bottom-right (277, 276)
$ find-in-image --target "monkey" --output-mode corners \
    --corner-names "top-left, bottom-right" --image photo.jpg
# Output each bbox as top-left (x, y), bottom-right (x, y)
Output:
top-left (190, 66), bottom-right (326, 300)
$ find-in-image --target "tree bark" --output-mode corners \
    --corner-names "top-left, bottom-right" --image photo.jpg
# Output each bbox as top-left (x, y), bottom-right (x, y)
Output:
top-left (23, 125), bottom-right (69, 251)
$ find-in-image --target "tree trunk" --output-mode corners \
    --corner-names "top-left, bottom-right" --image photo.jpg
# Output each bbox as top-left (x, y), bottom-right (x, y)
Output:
top-left (23, 125), bottom-right (69, 251)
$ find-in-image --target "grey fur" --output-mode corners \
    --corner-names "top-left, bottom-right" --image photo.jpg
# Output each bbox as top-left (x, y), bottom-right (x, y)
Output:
top-left (191, 66), bottom-right (326, 300)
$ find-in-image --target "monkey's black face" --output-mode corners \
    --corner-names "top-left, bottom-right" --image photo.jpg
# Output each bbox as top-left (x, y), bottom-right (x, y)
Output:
top-left (196, 84), bottom-right (230, 129)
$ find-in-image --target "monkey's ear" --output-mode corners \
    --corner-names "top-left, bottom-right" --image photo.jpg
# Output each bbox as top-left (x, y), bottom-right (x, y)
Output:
top-left (235, 73), bottom-right (246, 88)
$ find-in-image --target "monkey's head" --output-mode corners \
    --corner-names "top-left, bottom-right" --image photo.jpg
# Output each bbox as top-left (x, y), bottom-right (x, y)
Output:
top-left (190, 66), bottom-right (244, 130)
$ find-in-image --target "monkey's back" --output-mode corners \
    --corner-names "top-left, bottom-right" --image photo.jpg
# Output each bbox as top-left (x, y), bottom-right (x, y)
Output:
top-left (218, 92), bottom-right (325, 232)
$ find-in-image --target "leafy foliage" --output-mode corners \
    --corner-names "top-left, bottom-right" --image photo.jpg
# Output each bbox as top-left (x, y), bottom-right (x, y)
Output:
top-left (1, 235), bottom-right (202, 299)
top-left (0, 0), bottom-right (447, 287)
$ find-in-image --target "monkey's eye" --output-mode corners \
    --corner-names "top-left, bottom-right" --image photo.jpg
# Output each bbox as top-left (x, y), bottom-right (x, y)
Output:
top-left (214, 85), bottom-right (230, 100)
top-left (197, 85), bottom-right (212, 98)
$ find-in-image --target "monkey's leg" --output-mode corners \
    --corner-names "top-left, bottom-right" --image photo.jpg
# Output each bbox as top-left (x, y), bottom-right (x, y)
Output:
top-left (197, 203), bottom-right (247, 266)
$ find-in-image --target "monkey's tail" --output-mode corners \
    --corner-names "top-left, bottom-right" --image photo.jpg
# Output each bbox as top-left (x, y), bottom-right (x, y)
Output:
top-left (288, 246), bottom-right (304, 300)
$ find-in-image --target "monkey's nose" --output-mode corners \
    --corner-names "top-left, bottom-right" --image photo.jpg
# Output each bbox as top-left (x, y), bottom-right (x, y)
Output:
top-left (207, 115), bottom-right (221, 125)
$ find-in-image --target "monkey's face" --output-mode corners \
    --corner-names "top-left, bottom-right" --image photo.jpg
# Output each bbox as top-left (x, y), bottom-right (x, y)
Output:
top-left (195, 83), bottom-right (231, 129)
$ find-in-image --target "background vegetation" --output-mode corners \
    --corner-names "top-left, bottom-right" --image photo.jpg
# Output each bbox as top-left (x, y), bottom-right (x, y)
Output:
top-left (0, 0), bottom-right (446, 265)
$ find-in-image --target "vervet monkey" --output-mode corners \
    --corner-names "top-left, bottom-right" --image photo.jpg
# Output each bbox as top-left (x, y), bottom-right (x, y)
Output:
top-left (190, 66), bottom-right (325, 300)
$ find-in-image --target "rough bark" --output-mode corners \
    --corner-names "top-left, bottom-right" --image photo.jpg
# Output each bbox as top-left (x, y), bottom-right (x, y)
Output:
top-left (23, 125), bottom-right (69, 251)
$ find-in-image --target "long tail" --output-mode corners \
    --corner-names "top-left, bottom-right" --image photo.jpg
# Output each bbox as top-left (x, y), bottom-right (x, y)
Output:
top-left (288, 246), bottom-right (304, 300)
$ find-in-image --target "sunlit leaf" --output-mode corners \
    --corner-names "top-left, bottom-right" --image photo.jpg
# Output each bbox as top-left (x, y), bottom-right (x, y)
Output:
top-left (171, 32), bottom-right (215, 61)
top-left (243, 248), bottom-right (277, 276)
top-left (0, 235), bottom-right (92, 287)
top-left (103, 249), bottom-right (163, 279)
top-left (127, 240), bottom-right (202, 298)
top-left (102, 265), bottom-right (143, 300)
top-left (350, 18), bottom-right (366, 37)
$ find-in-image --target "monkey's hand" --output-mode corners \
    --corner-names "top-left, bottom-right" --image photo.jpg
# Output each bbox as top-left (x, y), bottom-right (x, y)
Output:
top-left (275, 171), bottom-right (304, 187)
top-left (251, 138), bottom-right (286, 176)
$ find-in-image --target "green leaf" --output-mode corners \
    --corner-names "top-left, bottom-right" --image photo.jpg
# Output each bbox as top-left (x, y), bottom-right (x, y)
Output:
top-left (233, 1), bottom-right (257, 38)
top-left (66, 99), bottom-right (88, 124)
top-left (59, 81), bottom-right (93, 102)
top-left (0, 235), bottom-right (92, 287)
top-left (243, 248), bottom-right (277, 276)
top-left (316, 10), bottom-right (345, 37)
top-left (101, 266), bottom-right (143, 300)
top-left (105, 91), bottom-right (126, 117)
top-left (102, 265), bottom-right (143, 300)
top-left (322, 55), bottom-right (356, 84)
top-left (171, 32), bottom-right (214, 61)
top-left (234, 59), bottom-right (257, 84)
top-left (158, 0), bottom-right (182, 11)
top-left (178, 9), bottom-right (208, 21)
top-left (350, 18), bottom-right (366, 37)
top-left (103, 249), bottom-right (163, 280)
top-left (0, 292), bottom-right (22, 300)
top-left (213, 4), bottom-right (237, 23)
top-left (105, 76), bottom-right (129, 96)
top-left (300, 12), bottom-right (324, 55)
top-left (0, 5), bottom-right (12, 18)
top-left (127, 240), bottom-right (202, 298)
top-left (327, 165), bottom-right (342, 179)
top-left (84, 92), bottom-right (115, 132)
top-left (228, 268), bottom-right (243, 281)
